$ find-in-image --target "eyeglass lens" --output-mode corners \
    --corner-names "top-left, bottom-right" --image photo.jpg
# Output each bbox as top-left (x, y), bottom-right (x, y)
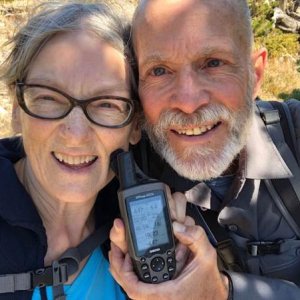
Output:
top-left (22, 86), bottom-right (133, 127)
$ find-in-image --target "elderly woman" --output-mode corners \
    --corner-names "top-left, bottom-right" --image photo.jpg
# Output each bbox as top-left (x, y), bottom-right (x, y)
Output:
top-left (0, 1), bottom-right (140, 299)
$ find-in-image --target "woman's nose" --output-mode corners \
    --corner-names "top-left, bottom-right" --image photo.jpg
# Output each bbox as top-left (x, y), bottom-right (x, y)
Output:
top-left (60, 107), bottom-right (92, 142)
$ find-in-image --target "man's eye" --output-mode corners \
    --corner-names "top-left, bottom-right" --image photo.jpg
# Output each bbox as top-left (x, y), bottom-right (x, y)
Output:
top-left (151, 67), bottom-right (167, 76)
top-left (206, 59), bottom-right (223, 68)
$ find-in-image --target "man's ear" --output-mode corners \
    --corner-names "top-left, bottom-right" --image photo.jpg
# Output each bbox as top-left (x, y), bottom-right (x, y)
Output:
top-left (11, 100), bottom-right (22, 134)
top-left (251, 48), bottom-right (268, 99)
top-left (129, 118), bottom-right (141, 145)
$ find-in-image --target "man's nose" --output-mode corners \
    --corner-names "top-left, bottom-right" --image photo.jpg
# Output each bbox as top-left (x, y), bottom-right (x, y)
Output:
top-left (60, 107), bottom-right (92, 142)
top-left (171, 68), bottom-right (210, 114)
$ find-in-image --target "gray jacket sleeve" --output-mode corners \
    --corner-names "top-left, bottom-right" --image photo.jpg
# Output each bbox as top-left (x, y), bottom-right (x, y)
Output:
top-left (227, 271), bottom-right (300, 300)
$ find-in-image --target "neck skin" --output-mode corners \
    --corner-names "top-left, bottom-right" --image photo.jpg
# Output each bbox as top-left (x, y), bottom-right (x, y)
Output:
top-left (14, 158), bottom-right (96, 266)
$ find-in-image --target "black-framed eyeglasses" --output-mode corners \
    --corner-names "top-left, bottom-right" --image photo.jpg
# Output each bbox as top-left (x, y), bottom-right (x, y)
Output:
top-left (15, 82), bottom-right (136, 128)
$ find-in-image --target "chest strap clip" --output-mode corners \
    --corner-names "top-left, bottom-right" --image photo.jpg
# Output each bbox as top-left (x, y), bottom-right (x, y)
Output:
top-left (31, 261), bottom-right (68, 289)
top-left (247, 240), bottom-right (283, 256)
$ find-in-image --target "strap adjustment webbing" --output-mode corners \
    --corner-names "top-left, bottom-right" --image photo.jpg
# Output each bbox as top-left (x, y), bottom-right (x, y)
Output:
top-left (0, 221), bottom-right (111, 295)
top-left (0, 273), bottom-right (31, 294)
top-left (0, 261), bottom-right (68, 294)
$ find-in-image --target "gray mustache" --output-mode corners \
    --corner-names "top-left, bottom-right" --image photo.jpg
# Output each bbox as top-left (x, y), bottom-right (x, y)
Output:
top-left (153, 104), bottom-right (232, 129)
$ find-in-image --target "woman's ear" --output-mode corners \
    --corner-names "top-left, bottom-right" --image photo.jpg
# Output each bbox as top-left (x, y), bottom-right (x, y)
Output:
top-left (251, 48), bottom-right (268, 99)
top-left (11, 100), bottom-right (22, 134)
top-left (129, 118), bottom-right (141, 145)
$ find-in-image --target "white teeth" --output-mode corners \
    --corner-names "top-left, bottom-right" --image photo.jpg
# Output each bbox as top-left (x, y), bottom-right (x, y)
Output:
top-left (176, 125), bottom-right (214, 136)
top-left (186, 129), bottom-right (194, 136)
top-left (54, 153), bottom-right (96, 165)
top-left (193, 127), bottom-right (201, 135)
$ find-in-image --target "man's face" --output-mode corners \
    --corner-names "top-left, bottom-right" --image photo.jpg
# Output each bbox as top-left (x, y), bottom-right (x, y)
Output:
top-left (134, 0), bottom-right (257, 180)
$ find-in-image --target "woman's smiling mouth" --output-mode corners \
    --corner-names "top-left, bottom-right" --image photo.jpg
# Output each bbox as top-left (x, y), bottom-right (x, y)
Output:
top-left (52, 152), bottom-right (98, 169)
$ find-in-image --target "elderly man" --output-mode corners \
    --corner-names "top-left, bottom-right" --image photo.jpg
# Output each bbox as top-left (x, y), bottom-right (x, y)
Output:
top-left (109, 0), bottom-right (300, 299)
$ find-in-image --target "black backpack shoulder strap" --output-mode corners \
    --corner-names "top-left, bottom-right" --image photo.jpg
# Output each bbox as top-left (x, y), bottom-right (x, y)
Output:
top-left (187, 203), bottom-right (248, 272)
top-left (266, 100), bottom-right (300, 164)
top-left (0, 221), bottom-right (112, 297)
top-left (256, 100), bottom-right (300, 237)
top-left (52, 221), bottom-right (112, 300)
top-left (58, 221), bottom-right (112, 274)
top-left (256, 99), bottom-right (299, 167)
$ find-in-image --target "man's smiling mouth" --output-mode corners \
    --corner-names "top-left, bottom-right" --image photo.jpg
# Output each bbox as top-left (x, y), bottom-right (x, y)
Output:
top-left (172, 121), bottom-right (221, 136)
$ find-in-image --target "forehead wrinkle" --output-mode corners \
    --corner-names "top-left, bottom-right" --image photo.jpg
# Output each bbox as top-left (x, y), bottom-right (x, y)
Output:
top-left (134, 0), bottom-right (251, 55)
top-left (26, 77), bottom-right (129, 98)
top-left (91, 83), bottom-right (129, 96)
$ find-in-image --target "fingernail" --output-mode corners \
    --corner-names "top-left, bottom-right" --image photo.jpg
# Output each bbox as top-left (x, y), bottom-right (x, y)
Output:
top-left (173, 222), bottom-right (186, 233)
top-left (114, 219), bottom-right (121, 231)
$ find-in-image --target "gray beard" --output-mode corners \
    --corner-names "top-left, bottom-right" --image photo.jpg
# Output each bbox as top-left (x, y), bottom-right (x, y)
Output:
top-left (143, 96), bottom-right (254, 181)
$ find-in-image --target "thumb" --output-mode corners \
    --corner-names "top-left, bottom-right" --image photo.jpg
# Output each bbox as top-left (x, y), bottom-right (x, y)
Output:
top-left (173, 221), bottom-right (211, 255)
top-left (110, 218), bottom-right (128, 253)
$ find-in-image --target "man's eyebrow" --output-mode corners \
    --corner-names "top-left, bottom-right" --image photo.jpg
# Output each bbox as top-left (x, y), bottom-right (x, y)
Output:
top-left (139, 53), bottom-right (167, 68)
top-left (200, 45), bottom-right (236, 58)
top-left (139, 46), bottom-right (236, 68)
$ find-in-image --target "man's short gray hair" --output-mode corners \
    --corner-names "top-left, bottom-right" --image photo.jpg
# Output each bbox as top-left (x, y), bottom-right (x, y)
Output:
top-left (133, 0), bottom-right (254, 56)
top-left (1, 1), bottom-right (133, 92)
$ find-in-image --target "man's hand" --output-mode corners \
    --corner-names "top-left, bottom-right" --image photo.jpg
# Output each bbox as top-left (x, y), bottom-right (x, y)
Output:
top-left (109, 220), bottom-right (229, 300)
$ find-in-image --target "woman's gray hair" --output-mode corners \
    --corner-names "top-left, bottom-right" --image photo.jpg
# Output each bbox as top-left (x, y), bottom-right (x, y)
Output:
top-left (1, 1), bottom-right (134, 93)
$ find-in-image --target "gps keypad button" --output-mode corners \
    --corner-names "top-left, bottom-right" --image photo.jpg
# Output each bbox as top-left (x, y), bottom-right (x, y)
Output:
top-left (150, 257), bottom-right (165, 272)
top-left (167, 257), bottom-right (174, 264)
top-left (143, 272), bottom-right (151, 281)
top-left (168, 266), bottom-right (175, 272)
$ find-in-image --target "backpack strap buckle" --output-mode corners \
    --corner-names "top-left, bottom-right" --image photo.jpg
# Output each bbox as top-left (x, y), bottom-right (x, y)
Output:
top-left (247, 240), bottom-right (282, 256)
top-left (260, 109), bottom-right (281, 125)
top-left (31, 261), bottom-right (68, 289)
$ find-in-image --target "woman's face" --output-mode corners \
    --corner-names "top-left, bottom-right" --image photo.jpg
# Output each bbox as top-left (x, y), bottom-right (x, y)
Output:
top-left (14, 30), bottom-right (140, 203)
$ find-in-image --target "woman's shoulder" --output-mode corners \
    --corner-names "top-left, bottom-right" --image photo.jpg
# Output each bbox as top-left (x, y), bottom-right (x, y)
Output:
top-left (0, 136), bottom-right (24, 162)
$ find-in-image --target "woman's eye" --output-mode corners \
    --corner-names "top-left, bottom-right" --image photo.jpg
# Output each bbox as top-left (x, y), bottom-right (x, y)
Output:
top-left (40, 96), bottom-right (57, 101)
top-left (206, 59), bottom-right (223, 68)
top-left (32, 95), bottom-right (57, 103)
top-left (97, 101), bottom-right (122, 111)
top-left (151, 67), bottom-right (167, 76)
top-left (99, 102), bottom-right (112, 108)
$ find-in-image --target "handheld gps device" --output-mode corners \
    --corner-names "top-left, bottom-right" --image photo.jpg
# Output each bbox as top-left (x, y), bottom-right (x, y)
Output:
top-left (111, 149), bottom-right (176, 283)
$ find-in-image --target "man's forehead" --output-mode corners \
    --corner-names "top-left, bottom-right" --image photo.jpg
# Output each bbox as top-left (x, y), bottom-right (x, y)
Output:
top-left (133, 0), bottom-right (248, 57)
top-left (136, 0), bottom-right (234, 21)
top-left (134, 0), bottom-right (239, 38)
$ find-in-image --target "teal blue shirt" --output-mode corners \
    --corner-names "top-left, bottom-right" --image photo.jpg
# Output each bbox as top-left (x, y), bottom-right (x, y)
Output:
top-left (32, 247), bottom-right (125, 300)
